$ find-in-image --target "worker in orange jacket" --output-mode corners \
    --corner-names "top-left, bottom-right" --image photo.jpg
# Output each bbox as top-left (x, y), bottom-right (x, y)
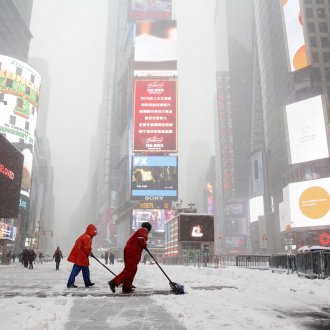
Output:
top-left (67, 224), bottom-right (97, 288)
top-left (108, 222), bottom-right (151, 293)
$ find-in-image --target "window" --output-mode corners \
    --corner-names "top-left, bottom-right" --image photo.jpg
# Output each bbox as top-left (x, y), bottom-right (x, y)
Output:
top-left (16, 67), bottom-right (22, 76)
top-left (25, 86), bottom-right (30, 95)
top-left (321, 37), bottom-right (330, 47)
top-left (323, 52), bottom-right (330, 62)
top-left (319, 22), bottom-right (328, 33)
top-left (306, 8), bottom-right (314, 18)
top-left (30, 75), bottom-right (35, 83)
top-left (310, 36), bottom-right (317, 47)
top-left (325, 68), bottom-right (330, 81)
top-left (308, 22), bottom-right (316, 33)
top-left (25, 121), bottom-right (29, 131)
top-left (312, 52), bottom-right (319, 62)
top-left (316, 0), bottom-right (324, 4)
top-left (317, 8), bottom-right (326, 18)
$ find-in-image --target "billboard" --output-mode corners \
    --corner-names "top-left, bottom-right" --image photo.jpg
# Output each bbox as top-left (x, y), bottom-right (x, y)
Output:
top-left (282, 0), bottom-right (308, 71)
top-left (0, 134), bottom-right (23, 218)
top-left (179, 214), bottom-right (214, 242)
top-left (249, 195), bottom-right (264, 223)
top-left (283, 178), bottom-right (330, 228)
top-left (286, 95), bottom-right (329, 164)
top-left (131, 155), bottom-right (178, 200)
top-left (133, 79), bottom-right (177, 152)
top-left (128, 0), bottom-right (172, 21)
top-left (132, 208), bottom-right (171, 232)
top-left (134, 20), bottom-right (177, 76)
top-left (0, 222), bottom-right (17, 240)
top-left (0, 55), bottom-right (41, 200)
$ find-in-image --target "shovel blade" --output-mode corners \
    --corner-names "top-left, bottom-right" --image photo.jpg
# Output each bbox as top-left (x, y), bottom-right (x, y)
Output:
top-left (169, 281), bottom-right (185, 294)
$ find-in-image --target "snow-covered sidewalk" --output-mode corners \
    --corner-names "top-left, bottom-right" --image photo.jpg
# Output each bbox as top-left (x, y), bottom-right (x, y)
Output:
top-left (0, 259), bottom-right (329, 329)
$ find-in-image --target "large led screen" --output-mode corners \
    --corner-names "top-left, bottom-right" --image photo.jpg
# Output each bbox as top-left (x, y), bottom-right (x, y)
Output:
top-left (133, 79), bottom-right (177, 152)
top-left (282, 0), bottom-right (308, 71)
top-left (0, 222), bottom-right (17, 240)
top-left (128, 0), bottom-right (172, 21)
top-left (284, 178), bottom-right (330, 228)
top-left (132, 208), bottom-right (171, 232)
top-left (286, 95), bottom-right (329, 164)
top-left (131, 155), bottom-right (178, 200)
top-left (0, 55), bottom-right (41, 200)
top-left (0, 134), bottom-right (23, 218)
top-left (134, 20), bottom-right (177, 75)
top-left (179, 214), bottom-right (214, 242)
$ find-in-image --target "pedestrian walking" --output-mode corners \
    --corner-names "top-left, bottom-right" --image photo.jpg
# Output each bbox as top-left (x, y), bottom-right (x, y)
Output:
top-left (12, 252), bottom-right (16, 263)
top-left (109, 251), bottom-right (115, 265)
top-left (28, 248), bottom-right (36, 269)
top-left (66, 224), bottom-right (97, 288)
top-left (53, 246), bottom-right (63, 270)
top-left (104, 250), bottom-right (109, 264)
top-left (108, 222), bottom-right (151, 293)
top-left (19, 248), bottom-right (29, 268)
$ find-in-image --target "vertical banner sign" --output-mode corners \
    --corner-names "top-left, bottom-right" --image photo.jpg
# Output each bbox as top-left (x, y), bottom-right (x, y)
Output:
top-left (133, 79), bottom-right (177, 152)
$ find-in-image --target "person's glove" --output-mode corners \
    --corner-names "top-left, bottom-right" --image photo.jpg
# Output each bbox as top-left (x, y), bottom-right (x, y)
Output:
top-left (90, 252), bottom-right (95, 258)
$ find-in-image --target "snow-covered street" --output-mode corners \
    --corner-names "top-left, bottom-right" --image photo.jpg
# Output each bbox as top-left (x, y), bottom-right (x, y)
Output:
top-left (0, 259), bottom-right (330, 329)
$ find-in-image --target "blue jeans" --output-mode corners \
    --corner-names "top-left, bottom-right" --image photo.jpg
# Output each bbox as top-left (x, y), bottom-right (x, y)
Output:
top-left (67, 264), bottom-right (92, 286)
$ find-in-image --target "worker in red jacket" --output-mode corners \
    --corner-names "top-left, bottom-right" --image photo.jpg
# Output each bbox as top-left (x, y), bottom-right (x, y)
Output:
top-left (67, 224), bottom-right (97, 288)
top-left (108, 222), bottom-right (152, 293)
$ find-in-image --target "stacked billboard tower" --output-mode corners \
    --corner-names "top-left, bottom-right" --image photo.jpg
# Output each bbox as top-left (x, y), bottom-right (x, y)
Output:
top-left (129, 0), bottom-right (178, 253)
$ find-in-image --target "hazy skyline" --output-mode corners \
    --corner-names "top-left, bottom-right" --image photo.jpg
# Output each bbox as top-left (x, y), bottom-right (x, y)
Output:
top-left (29, 0), bottom-right (217, 244)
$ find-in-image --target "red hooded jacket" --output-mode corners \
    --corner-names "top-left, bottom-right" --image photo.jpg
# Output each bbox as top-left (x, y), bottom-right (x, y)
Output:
top-left (124, 227), bottom-right (149, 263)
top-left (67, 224), bottom-right (97, 266)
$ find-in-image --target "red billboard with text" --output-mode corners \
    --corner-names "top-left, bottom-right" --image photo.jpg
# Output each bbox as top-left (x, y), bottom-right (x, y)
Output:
top-left (133, 79), bottom-right (177, 152)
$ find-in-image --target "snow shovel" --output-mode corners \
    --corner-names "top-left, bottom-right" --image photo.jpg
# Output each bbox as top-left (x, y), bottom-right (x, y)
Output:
top-left (91, 254), bottom-right (116, 276)
top-left (144, 247), bottom-right (185, 294)
top-left (91, 254), bottom-right (136, 289)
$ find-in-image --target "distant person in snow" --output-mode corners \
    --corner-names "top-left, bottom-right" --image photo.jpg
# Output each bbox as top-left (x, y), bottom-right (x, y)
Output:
top-left (53, 246), bottom-right (63, 270)
top-left (108, 222), bottom-right (151, 293)
top-left (66, 224), bottom-right (97, 288)
top-left (28, 248), bottom-right (36, 269)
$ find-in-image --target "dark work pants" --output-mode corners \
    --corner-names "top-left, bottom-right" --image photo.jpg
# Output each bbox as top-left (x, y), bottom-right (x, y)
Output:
top-left (67, 264), bottom-right (91, 286)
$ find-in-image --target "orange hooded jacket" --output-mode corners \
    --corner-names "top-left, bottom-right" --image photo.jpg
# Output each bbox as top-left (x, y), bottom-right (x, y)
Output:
top-left (67, 224), bottom-right (97, 266)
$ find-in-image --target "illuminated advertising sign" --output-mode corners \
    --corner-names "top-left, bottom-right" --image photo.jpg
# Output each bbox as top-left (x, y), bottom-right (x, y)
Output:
top-left (129, 0), bottom-right (172, 21)
top-left (0, 55), bottom-right (41, 199)
top-left (134, 20), bottom-right (177, 75)
top-left (179, 214), bottom-right (214, 242)
top-left (284, 178), bottom-right (330, 228)
top-left (131, 155), bottom-right (178, 200)
top-left (0, 222), bottom-right (17, 240)
top-left (286, 95), bottom-right (329, 164)
top-left (132, 209), bottom-right (170, 232)
top-left (225, 236), bottom-right (246, 249)
top-left (0, 134), bottom-right (23, 218)
top-left (282, 0), bottom-right (308, 71)
top-left (249, 195), bottom-right (264, 223)
top-left (138, 201), bottom-right (171, 209)
top-left (133, 79), bottom-right (177, 152)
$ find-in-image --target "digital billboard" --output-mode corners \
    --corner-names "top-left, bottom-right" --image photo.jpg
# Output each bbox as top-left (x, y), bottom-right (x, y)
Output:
top-left (284, 178), bottom-right (330, 228)
top-left (128, 0), bottom-right (172, 21)
top-left (179, 214), bottom-right (214, 242)
top-left (131, 155), bottom-right (178, 200)
top-left (132, 208), bottom-right (170, 232)
top-left (0, 134), bottom-right (23, 218)
top-left (0, 222), bottom-right (17, 240)
top-left (134, 20), bottom-right (177, 75)
top-left (249, 195), bottom-right (264, 223)
top-left (133, 79), bottom-right (177, 152)
top-left (0, 55), bottom-right (41, 200)
top-left (286, 95), bottom-right (329, 164)
top-left (282, 0), bottom-right (308, 71)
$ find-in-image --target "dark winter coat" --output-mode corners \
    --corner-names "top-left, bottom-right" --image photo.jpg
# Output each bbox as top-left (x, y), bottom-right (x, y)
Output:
top-left (67, 224), bottom-right (97, 266)
top-left (53, 248), bottom-right (63, 262)
top-left (28, 249), bottom-right (36, 262)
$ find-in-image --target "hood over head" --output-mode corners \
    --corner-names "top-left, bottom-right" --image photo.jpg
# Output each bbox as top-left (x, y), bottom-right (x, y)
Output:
top-left (86, 224), bottom-right (97, 237)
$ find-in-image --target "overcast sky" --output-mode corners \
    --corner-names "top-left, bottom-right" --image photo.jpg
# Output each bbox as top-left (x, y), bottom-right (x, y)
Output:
top-left (29, 0), bottom-right (217, 241)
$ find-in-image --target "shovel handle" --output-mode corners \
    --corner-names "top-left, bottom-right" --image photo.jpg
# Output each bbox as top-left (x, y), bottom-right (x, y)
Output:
top-left (91, 254), bottom-right (117, 276)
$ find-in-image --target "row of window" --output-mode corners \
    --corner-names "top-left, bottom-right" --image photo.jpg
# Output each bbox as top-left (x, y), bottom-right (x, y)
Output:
top-left (311, 51), bottom-right (330, 63)
top-left (310, 36), bottom-right (330, 47)
top-left (305, 0), bottom-right (330, 4)
top-left (308, 21), bottom-right (329, 33)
